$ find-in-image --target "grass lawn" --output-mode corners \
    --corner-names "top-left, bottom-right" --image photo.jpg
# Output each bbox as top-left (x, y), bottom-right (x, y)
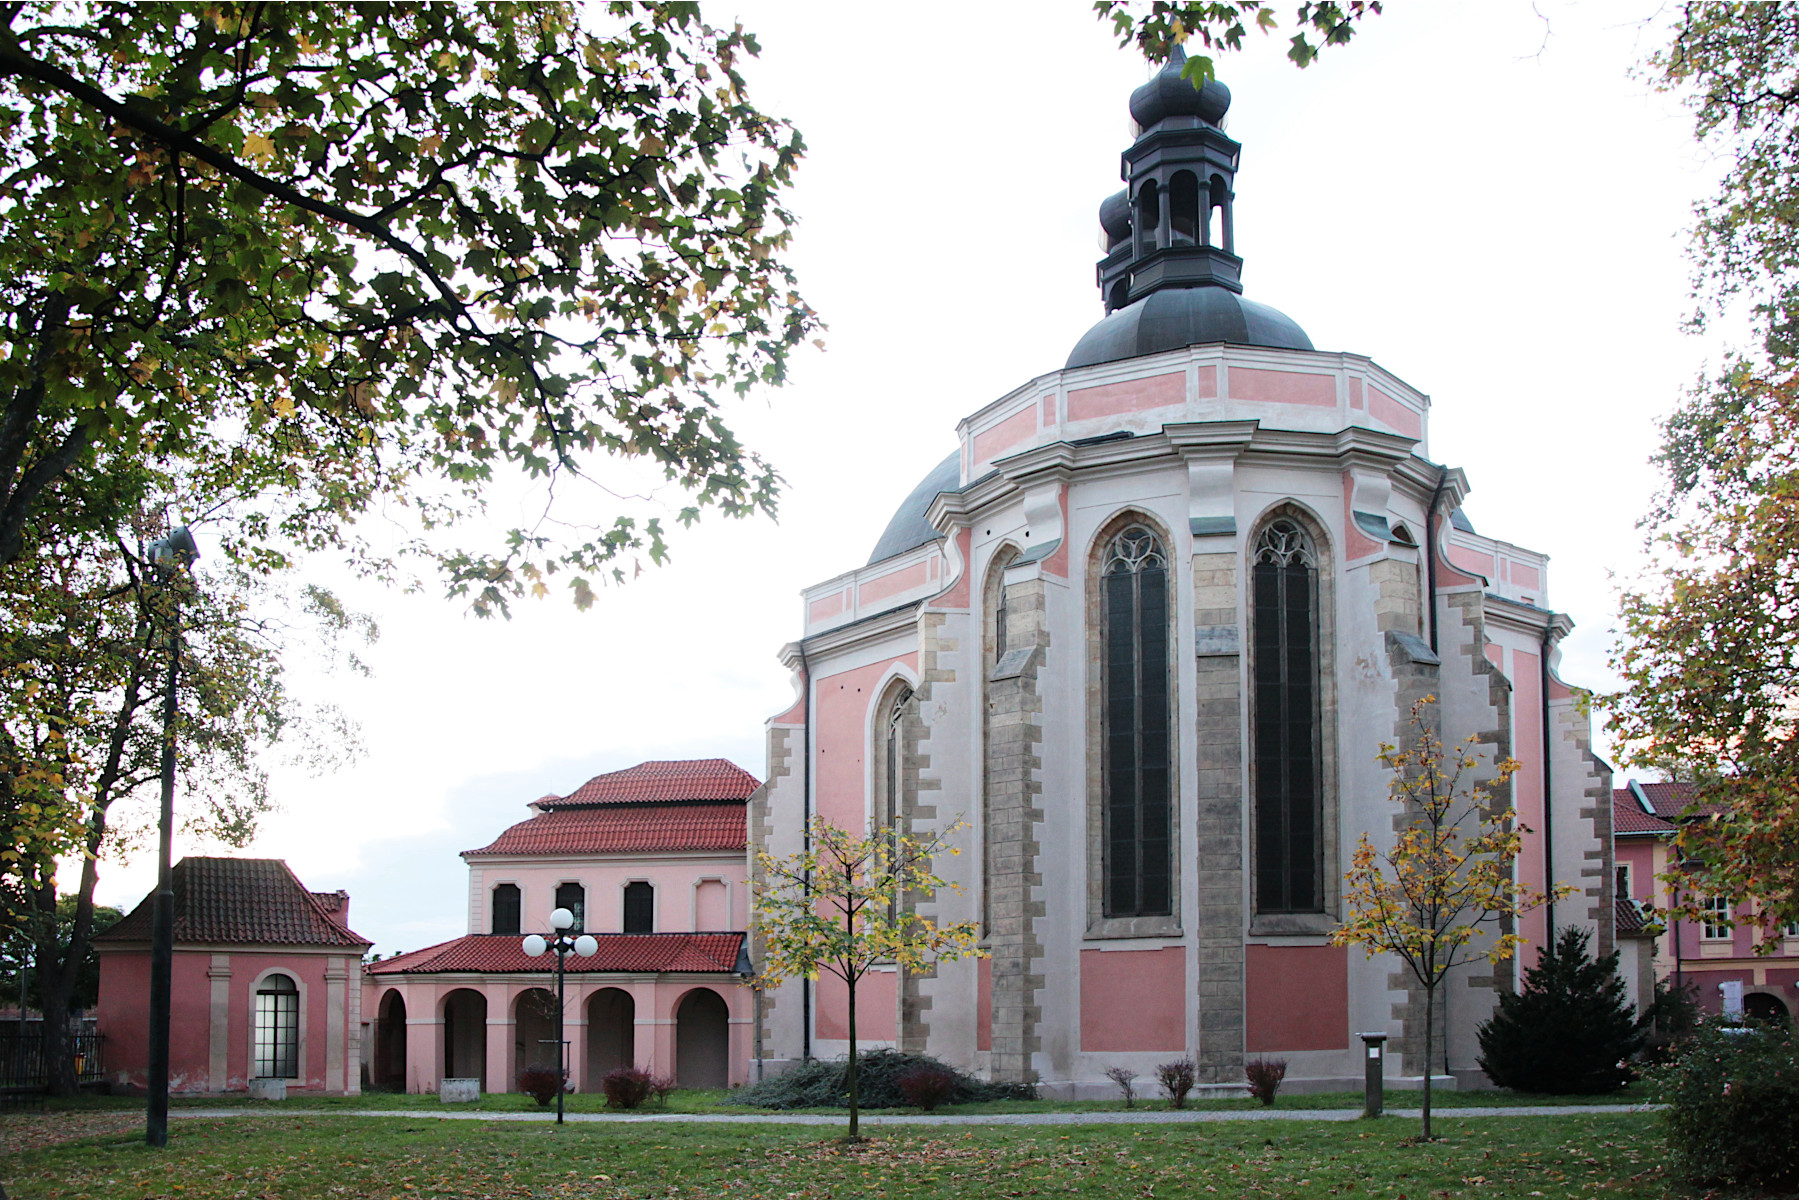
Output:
top-left (34, 1080), bottom-right (1657, 1117)
top-left (1, 1109), bottom-right (1767, 1200)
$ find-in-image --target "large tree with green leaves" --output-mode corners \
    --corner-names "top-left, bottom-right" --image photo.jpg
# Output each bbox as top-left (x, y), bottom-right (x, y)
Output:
top-left (1606, 2), bottom-right (1797, 939)
top-left (0, 1), bottom-right (816, 612)
top-left (1, 493), bottom-right (369, 1097)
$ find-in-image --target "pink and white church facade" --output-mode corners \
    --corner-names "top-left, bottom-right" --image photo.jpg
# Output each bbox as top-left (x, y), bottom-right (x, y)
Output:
top-left (750, 51), bottom-right (1614, 1094)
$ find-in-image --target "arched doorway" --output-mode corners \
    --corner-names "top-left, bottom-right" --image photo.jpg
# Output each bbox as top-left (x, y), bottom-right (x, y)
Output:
top-left (1745, 991), bottom-right (1790, 1022)
top-left (514, 987), bottom-right (562, 1080)
top-left (586, 988), bottom-right (635, 1085)
top-left (375, 989), bottom-right (407, 1091)
top-left (674, 988), bottom-right (729, 1089)
top-left (441, 989), bottom-right (488, 1089)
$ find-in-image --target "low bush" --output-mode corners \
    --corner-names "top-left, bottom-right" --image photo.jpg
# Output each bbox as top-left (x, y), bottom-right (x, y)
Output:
top-left (1104, 1065), bottom-right (1138, 1107)
top-left (1156, 1058), bottom-right (1196, 1109)
top-left (897, 1064), bottom-right (959, 1111)
top-left (1653, 1018), bottom-right (1797, 1191)
top-left (727, 1048), bottom-right (1037, 1110)
top-left (1634, 976), bottom-right (1702, 1065)
top-left (600, 1066), bottom-right (654, 1110)
top-left (516, 1067), bottom-right (565, 1107)
top-left (1244, 1057), bottom-right (1287, 1106)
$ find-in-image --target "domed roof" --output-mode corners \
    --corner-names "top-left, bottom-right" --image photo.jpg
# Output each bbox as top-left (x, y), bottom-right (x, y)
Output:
top-left (867, 451), bottom-right (960, 566)
top-left (1066, 287), bottom-right (1312, 369)
top-left (1099, 189), bottom-right (1131, 246)
top-left (1129, 47), bottom-right (1231, 129)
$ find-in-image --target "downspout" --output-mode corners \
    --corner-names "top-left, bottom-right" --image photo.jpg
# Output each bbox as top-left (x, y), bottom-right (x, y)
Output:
top-left (1425, 468), bottom-right (1447, 655)
top-left (799, 643), bottom-right (814, 1063)
top-left (1541, 626), bottom-right (1556, 938)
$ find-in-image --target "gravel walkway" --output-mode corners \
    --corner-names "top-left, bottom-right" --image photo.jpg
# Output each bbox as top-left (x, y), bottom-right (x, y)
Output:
top-left (160, 1104), bottom-right (1660, 1126)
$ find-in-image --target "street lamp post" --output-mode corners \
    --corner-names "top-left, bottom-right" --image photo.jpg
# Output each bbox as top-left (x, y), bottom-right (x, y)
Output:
top-left (145, 525), bottom-right (199, 1150)
top-left (522, 907), bottom-right (596, 1125)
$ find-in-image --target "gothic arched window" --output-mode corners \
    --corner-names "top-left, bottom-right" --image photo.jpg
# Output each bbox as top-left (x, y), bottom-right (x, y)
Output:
top-left (1102, 525), bottom-right (1171, 918)
top-left (1252, 518), bottom-right (1322, 913)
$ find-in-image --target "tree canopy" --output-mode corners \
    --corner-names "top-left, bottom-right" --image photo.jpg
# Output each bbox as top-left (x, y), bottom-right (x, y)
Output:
top-left (0, 1), bottom-right (817, 613)
top-left (1092, 0), bottom-right (1381, 79)
top-left (1607, 1), bottom-right (1796, 938)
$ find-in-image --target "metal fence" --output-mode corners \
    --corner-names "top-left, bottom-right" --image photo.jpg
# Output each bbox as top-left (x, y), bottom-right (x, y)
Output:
top-left (0, 1029), bottom-right (105, 1089)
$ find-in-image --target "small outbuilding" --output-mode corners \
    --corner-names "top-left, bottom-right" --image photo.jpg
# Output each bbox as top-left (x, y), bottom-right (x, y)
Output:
top-left (94, 856), bottom-right (371, 1095)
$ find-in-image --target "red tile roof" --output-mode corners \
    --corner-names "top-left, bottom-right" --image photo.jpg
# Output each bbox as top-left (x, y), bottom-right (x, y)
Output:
top-left (1613, 791), bottom-right (1677, 836)
top-left (466, 802), bottom-right (746, 857)
top-left (367, 933), bottom-right (745, 976)
top-left (97, 858), bottom-right (369, 948)
top-left (1616, 896), bottom-right (1651, 937)
top-left (556, 759), bottom-right (759, 807)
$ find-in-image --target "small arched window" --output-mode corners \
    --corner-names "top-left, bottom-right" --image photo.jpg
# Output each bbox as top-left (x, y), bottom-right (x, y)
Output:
top-left (1102, 525), bottom-right (1172, 918)
top-left (555, 881), bottom-right (586, 933)
top-left (491, 883), bottom-right (521, 935)
top-left (1135, 181), bottom-right (1160, 256)
top-left (623, 881), bottom-right (654, 933)
top-left (1169, 171), bottom-right (1200, 246)
top-left (254, 973), bottom-right (299, 1080)
top-left (1252, 518), bottom-right (1323, 913)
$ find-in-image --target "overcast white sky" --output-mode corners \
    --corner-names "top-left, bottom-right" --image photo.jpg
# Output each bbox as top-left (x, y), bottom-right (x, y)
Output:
top-left (92, 1), bottom-right (1724, 956)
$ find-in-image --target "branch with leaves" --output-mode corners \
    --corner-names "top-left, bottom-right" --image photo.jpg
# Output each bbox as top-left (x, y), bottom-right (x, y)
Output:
top-left (752, 817), bottom-right (982, 1139)
top-left (1093, 1), bottom-right (1381, 80)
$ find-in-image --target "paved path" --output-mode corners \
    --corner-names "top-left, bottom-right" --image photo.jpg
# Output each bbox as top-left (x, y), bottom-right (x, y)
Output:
top-left (164, 1104), bottom-right (1659, 1127)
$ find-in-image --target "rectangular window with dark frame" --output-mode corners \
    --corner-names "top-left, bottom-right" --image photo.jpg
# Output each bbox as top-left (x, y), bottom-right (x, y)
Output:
top-left (491, 882), bottom-right (521, 935)
top-left (555, 881), bottom-right (586, 932)
top-left (254, 974), bottom-right (300, 1079)
top-left (1252, 518), bottom-right (1322, 914)
top-left (1102, 525), bottom-right (1171, 919)
top-left (623, 881), bottom-right (654, 933)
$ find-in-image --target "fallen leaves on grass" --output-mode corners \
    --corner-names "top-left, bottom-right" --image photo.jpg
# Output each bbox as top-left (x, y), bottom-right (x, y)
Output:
top-left (0, 1112), bottom-right (143, 1153)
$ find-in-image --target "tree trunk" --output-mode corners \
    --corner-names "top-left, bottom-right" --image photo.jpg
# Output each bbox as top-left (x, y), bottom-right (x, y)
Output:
top-left (845, 968), bottom-right (859, 1141)
top-left (1421, 982), bottom-right (1435, 1141)
top-left (29, 880), bottom-right (77, 1097)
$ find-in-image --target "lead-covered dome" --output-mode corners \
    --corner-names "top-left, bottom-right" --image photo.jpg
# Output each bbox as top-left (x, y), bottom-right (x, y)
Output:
top-left (1067, 288), bottom-right (1311, 369)
top-left (1129, 50), bottom-right (1231, 129)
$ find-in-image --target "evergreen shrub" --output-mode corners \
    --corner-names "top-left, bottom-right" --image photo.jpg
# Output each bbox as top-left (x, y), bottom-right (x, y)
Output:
top-left (1634, 976), bottom-right (1702, 1065)
top-left (726, 1049), bottom-right (1036, 1110)
top-left (1476, 927), bottom-right (1642, 1093)
top-left (1654, 1019), bottom-right (1797, 1191)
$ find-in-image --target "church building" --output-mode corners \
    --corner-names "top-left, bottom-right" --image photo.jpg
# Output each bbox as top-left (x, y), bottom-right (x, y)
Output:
top-left (752, 52), bottom-right (1613, 1094)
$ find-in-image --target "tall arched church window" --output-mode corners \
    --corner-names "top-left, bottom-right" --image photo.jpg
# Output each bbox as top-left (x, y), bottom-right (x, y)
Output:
top-left (1252, 518), bottom-right (1322, 913)
top-left (254, 973), bottom-right (300, 1079)
top-left (881, 685), bottom-right (913, 918)
top-left (1102, 525), bottom-right (1171, 918)
top-left (491, 883), bottom-right (521, 935)
top-left (555, 881), bottom-right (586, 932)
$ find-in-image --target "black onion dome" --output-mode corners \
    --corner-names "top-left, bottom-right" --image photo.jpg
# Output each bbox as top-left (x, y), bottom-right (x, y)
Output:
top-left (1129, 47), bottom-right (1230, 129)
top-left (867, 451), bottom-right (960, 566)
top-left (1066, 288), bottom-right (1312, 369)
top-left (1099, 189), bottom-right (1131, 246)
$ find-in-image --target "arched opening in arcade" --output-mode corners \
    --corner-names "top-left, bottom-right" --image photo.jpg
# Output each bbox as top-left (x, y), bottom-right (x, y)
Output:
top-left (514, 987), bottom-right (562, 1078)
top-left (674, 987), bottom-right (729, 1089)
top-left (586, 988), bottom-right (635, 1084)
top-left (441, 988), bottom-right (488, 1089)
top-left (374, 989), bottom-right (407, 1091)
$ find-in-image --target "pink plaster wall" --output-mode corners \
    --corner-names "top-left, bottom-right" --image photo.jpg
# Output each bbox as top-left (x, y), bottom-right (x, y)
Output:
top-left (97, 947), bottom-right (350, 1094)
top-left (813, 656), bottom-right (917, 833)
top-left (1066, 371), bottom-right (1185, 422)
top-left (1245, 945), bottom-right (1349, 1052)
top-left (1484, 643), bottom-right (1503, 669)
top-left (973, 407), bottom-right (1038, 465)
top-left (807, 590), bottom-right (846, 624)
top-left (1616, 841), bottom-right (1657, 903)
top-left (1040, 393), bottom-right (1057, 425)
top-left (1366, 385), bottom-right (1422, 438)
top-left (1512, 649), bottom-right (1548, 958)
top-left (1227, 367), bottom-right (1336, 407)
top-left (472, 856), bottom-right (747, 936)
top-left (1078, 948), bottom-right (1186, 1052)
top-left (858, 560), bottom-right (931, 607)
top-left (1349, 377), bottom-right (1364, 410)
top-left (1445, 545), bottom-right (1494, 580)
top-left (815, 970), bottom-right (897, 1041)
top-left (1508, 561), bottom-right (1542, 590)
